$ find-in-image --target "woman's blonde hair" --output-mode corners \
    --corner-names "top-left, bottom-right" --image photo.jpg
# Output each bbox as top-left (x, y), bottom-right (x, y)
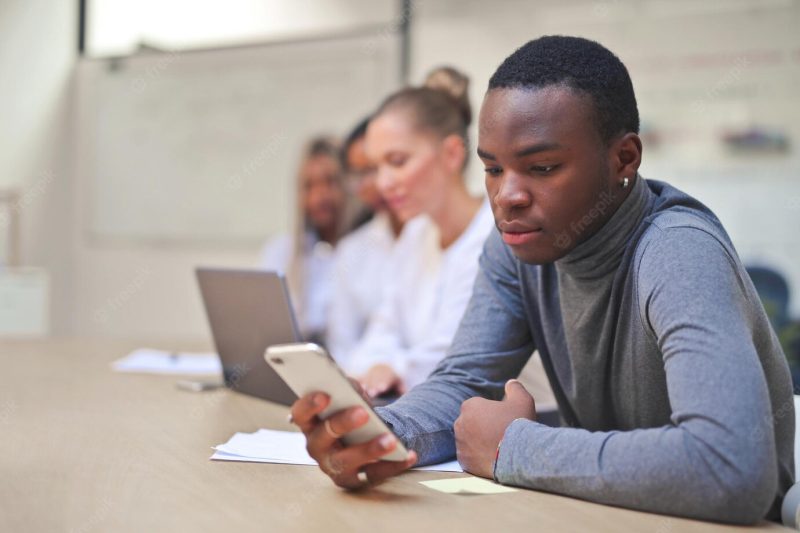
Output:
top-left (423, 65), bottom-right (472, 126)
top-left (374, 66), bottom-right (472, 167)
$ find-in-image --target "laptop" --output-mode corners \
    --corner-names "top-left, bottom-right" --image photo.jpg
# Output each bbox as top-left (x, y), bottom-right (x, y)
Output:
top-left (196, 267), bottom-right (299, 406)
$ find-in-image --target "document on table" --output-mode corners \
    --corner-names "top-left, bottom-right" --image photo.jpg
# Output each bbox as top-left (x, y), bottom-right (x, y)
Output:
top-left (112, 349), bottom-right (222, 375)
top-left (420, 477), bottom-right (518, 494)
top-left (211, 428), bottom-right (463, 473)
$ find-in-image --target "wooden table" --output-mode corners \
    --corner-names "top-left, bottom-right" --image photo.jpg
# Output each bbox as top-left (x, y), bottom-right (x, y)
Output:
top-left (0, 338), bottom-right (789, 532)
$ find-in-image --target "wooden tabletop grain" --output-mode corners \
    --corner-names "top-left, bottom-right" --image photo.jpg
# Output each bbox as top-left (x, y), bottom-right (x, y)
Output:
top-left (0, 338), bottom-right (788, 532)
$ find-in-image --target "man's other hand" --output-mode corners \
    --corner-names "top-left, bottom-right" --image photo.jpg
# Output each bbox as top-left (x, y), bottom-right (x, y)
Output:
top-left (454, 379), bottom-right (537, 478)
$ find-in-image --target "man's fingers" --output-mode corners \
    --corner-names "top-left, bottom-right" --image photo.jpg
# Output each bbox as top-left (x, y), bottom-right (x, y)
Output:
top-left (307, 406), bottom-right (369, 457)
top-left (323, 433), bottom-right (400, 487)
top-left (290, 392), bottom-right (330, 433)
top-left (326, 432), bottom-right (401, 477)
top-left (504, 379), bottom-right (535, 404)
top-left (503, 379), bottom-right (526, 398)
top-left (332, 449), bottom-right (417, 489)
top-left (361, 450), bottom-right (418, 486)
top-left (503, 379), bottom-right (537, 419)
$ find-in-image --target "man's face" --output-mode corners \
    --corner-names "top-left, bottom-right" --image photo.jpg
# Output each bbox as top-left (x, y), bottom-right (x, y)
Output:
top-left (479, 86), bottom-right (617, 264)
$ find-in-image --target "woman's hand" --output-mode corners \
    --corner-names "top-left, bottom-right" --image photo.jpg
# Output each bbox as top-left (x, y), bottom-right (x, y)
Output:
top-left (358, 364), bottom-right (407, 398)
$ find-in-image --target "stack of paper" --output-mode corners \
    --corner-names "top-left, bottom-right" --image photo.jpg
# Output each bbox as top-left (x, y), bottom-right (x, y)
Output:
top-left (112, 349), bottom-right (221, 375)
top-left (211, 428), bottom-right (463, 472)
top-left (420, 478), bottom-right (517, 494)
top-left (213, 429), bottom-right (317, 465)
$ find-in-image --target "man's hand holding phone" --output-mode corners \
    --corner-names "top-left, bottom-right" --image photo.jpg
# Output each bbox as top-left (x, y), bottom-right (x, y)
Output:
top-left (266, 343), bottom-right (418, 488)
top-left (289, 391), bottom-right (418, 489)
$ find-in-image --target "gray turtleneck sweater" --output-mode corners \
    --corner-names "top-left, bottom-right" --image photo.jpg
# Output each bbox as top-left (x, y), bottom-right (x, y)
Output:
top-left (376, 176), bottom-right (794, 524)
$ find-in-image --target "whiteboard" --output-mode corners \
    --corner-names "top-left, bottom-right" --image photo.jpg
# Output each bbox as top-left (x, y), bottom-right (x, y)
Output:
top-left (77, 32), bottom-right (400, 243)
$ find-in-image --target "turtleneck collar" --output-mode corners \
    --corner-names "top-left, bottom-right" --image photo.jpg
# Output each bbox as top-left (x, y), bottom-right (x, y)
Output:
top-left (555, 174), bottom-right (655, 280)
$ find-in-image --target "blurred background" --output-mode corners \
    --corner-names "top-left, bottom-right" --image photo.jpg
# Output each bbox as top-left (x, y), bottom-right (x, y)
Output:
top-left (0, 0), bottom-right (798, 370)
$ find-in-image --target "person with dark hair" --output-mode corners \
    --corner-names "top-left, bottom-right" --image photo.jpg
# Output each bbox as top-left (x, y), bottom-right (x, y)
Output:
top-left (340, 116), bottom-right (370, 171)
top-left (327, 116), bottom-right (403, 363)
top-left (338, 116), bottom-right (375, 231)
top-left (289, 36), bottom-right (793, 525)
top-left (259, 135), bottom-right (345, 343)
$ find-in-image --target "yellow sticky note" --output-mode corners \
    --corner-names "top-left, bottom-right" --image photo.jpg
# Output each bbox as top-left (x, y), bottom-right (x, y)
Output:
top-left (419, 477), bottom-right (518, 495)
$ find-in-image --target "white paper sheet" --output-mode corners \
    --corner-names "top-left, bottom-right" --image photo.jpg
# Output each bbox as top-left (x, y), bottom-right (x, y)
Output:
top-left (112, 349), bottom-right (222, 375)
top-left (214, 429), bottom-right (315, 465)
top-left (420, 477), bottom-right (517, 494)
top-left (412, 460), bottom-right (462, 472)
top-left (210, 428), bottom-right (464, 473)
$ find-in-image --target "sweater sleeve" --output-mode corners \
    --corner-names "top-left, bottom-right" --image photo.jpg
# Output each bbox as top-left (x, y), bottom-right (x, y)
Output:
top-left (376, 231), bottom-right (535, 465)
top-left (493, 225), bottom-right (779, 525)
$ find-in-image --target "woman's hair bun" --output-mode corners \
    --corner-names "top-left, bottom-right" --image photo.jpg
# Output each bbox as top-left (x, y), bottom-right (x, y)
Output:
top-left (423, 66), bottom-right (471, 127)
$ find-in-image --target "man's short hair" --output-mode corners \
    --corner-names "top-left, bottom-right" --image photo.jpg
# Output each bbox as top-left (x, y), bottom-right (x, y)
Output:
top-left (488, 35), bottom-right (640, 145)
top-left (340, 116), bottom-right (370, 172)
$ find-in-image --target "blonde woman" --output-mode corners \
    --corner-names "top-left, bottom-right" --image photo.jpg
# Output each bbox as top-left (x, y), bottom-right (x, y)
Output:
top-left (344, 69), bottom-right (494, 398)
top-left (328, 69), bottom-right (470, 365)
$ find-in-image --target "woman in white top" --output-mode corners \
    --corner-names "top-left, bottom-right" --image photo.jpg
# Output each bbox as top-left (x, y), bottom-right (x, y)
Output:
top-left (259, 137), bottom-right (346, 343)
top-left (345, 68), bottom-right (494, 398)
top-left (328, 117), bottom-right (404, 363)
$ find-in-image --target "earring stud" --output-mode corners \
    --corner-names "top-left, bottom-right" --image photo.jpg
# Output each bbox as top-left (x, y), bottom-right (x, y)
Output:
top-left (621, 177), bottom-right (630, 189)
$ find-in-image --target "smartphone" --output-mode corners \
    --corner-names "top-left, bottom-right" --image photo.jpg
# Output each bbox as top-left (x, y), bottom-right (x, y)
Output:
top-left (175, 380), bottom-right (224, 392)
top-left (264, 342), bottom-right (410, 462)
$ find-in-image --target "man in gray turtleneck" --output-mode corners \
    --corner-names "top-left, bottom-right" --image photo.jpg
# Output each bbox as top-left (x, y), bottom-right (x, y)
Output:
top-left (289, 36), bottom-right (794, 524)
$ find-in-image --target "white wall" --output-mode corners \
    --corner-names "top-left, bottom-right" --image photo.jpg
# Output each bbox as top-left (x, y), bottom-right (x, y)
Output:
top-left (0, 0), bottom-right (76, 335)
top-left (65, 2), bottom-right (403, 342)
top-left (3, 0), bottom-right (798, 341)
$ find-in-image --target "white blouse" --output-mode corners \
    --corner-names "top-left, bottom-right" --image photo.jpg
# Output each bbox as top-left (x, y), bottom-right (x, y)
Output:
top-left (327, 213), bottom-right (397, 364)
top-left (344, 200), bottom-right (494, 390)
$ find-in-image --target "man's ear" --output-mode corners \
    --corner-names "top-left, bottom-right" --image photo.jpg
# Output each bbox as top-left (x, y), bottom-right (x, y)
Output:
top-left (441, 133), bottom-right (467, 174)
top-left (611, 132), bottom-right (642, 181)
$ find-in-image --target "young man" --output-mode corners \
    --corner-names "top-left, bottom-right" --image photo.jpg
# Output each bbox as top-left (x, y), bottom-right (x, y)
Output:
top-left (290, 36), bottom-right (794, 524)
